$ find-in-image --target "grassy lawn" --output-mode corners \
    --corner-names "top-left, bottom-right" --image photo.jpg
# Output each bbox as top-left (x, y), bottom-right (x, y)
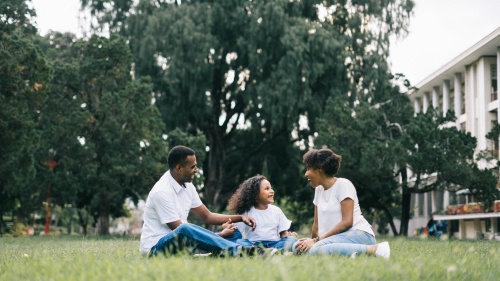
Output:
top-left (1, 236), bottom-right (499, 280)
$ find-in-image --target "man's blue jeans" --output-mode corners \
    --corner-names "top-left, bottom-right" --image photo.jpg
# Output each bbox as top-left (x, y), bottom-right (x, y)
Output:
top-left (149, 223), bottom-right (243, 256)
top-left (226, 229), bottom-right (298, 252)
top-left (292, 228), bottom-right (376, 256)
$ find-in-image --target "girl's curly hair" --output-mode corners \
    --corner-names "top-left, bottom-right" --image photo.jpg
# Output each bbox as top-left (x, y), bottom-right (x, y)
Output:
top-left (227, 175), bottom-right (266, 214)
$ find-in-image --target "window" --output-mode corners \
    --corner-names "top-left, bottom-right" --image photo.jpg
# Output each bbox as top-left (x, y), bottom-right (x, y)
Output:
top-left (461, 82), bottom-right (466, 114)
top-left (492, 64), bottom-right (498, 102)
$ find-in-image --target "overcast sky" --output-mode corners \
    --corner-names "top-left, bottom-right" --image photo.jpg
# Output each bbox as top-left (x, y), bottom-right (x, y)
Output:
top-left (32, 0), bottom-right (500, 85)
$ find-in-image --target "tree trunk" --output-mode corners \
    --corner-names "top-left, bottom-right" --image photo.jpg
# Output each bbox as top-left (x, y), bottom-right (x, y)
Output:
top-left (66, 208), bottom-right (73, 235)
top-left (204, 129), bottom-right (225, 210)
top-left (399, 168), bottom-right (411, 236)
top-left (0, 205), bottom-right (4, 235)
top-left (99, 204), bottom-right (110, 235)
top-left (77, 208), bottom-right (88, 236)
top-left (379, 204), bottom-right (399, 236)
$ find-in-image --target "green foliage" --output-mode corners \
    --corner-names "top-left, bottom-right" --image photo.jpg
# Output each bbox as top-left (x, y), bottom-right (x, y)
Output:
top-left (314, 74), bottom-right (498, 236)
top-left (85, 0), bottom-right (415, 213)
top-left (403, 109), bottom-right (497, 210)
top-left (30, 33), bottom-right (169, 234)
top-left (0, 0), bottom-right (37, 34)
top-left (2, 237), bottom-right (500, 280)
top-left (0, 1), bottom-right (51, 227)
top-left (314, 75), bottom-right (413, 234)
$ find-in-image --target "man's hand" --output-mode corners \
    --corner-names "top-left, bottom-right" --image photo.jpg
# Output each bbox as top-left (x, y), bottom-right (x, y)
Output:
top-left (281, 230), bottom-right (298, 237)
top-left (294, 238), bottom-right (316, 254)
top-left (241, 215), bottom-right (257, 231)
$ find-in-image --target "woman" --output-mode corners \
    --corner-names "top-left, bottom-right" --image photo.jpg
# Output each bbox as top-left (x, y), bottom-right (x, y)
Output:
top-left (293, 148), bottom-right (390, 258)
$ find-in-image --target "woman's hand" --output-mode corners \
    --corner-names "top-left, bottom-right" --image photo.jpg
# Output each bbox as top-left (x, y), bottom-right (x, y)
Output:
top-left (294, 238), bottom-right (316, 254)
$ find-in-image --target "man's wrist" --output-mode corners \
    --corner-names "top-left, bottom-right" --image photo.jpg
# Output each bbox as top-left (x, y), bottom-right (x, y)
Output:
top-left (313, 237), bottom-right (320, 242)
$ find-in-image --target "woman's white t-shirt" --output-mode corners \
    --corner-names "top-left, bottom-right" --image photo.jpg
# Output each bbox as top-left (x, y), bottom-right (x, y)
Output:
top-left (234, 205), bottom-right (291, 242)
top-left (313, 178), bottom-right (374, 237)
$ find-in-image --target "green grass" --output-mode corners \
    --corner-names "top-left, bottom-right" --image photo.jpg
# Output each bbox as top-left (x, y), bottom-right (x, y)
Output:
top-left (1, 236), bottom-right (500, 280)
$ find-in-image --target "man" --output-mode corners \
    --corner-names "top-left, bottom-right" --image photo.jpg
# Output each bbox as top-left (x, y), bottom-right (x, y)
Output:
top-left (139, 145), bottom-right (257, 257)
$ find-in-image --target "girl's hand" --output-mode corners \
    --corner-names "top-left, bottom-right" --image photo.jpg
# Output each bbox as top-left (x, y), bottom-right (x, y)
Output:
top-left (219, 219), bottom-right (237, 238)
top-left (221, 218), bottom-right (232, 230)
top-left (218, 225), bottom-right (236, 238)
top-left (294, 238), bottom-right (316, 254)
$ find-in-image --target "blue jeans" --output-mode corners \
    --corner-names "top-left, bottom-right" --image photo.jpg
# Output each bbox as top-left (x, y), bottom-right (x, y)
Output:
top-left (150, 223), bottom-right (243, 257)
top-left (292, 229), bottom-right (376, 256)
top-left (226, 229), bottom-right (298, 251)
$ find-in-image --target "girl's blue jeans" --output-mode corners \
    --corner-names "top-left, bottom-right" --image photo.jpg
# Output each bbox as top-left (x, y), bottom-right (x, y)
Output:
top-left (292, 228), bottom-right (376, 256)
top-left (226, 229), bottom-right (298, 252)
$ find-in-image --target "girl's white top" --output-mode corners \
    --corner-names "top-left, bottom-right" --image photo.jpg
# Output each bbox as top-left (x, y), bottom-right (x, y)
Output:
top-left (235, 205), bottom-right (291, 242)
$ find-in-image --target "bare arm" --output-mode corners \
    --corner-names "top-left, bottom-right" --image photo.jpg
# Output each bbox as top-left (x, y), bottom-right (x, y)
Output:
top-left (295, 199), bottom-right (354, 253)
top-left (311, 205), bottom-right (319, 238)
top-left (166, 220), bottom-right (182, 230)
top-left (280, 230), bottom-right (298, 238)
top-left (317, 198), bottom-right (354, 240)
top-left (191, 204), bottom-right (256, 230)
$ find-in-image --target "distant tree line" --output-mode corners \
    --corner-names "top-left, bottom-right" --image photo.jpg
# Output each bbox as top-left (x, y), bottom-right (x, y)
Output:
top-left (1, 0), bottom-right (497, 236)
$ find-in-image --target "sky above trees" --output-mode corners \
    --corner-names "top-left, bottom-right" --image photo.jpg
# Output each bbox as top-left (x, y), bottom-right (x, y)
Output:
top-left (32, 0), bottom-right (500, 85)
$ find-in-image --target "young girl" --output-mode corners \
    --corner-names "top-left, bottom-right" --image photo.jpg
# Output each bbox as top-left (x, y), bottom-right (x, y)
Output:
top-left (226, 175), bottom-right (298, 252)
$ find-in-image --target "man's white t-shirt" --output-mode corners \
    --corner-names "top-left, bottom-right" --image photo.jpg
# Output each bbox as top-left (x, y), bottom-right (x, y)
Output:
top-left (313, 178), bottom-right (374, 237)
top-left (234, 205), bottom-right (291, 242)
top-left (139, 170), bottom-right (203, 255)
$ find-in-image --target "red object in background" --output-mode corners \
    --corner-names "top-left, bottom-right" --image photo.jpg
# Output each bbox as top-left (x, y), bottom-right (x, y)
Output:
top-left (42, 160), bottom-right (57, 234)
top-left (44, 186), bottom-right (51, 234)
top-left (494, 201), bottom-right (500, 212)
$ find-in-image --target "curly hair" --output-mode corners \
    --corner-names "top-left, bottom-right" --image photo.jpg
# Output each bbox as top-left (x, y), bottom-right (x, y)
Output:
top-left (303, 148), bottom-right (342, 176)
top-left (227, 175), bottom-right (266, 214)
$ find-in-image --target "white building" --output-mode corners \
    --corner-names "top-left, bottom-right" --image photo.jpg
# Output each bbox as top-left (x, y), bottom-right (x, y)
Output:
top-left (406, 27), bottom-right (500, 239)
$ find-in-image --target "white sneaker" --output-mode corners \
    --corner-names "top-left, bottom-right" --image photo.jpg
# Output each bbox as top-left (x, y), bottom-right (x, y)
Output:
top-left (193, 252), bottom-right (212, 258)
top-left (268, 248), bottom-right (279, 257)
top-left (350, 252), bottom-right (357, 259)
top-left (375, 242), bottom-right (390, 259)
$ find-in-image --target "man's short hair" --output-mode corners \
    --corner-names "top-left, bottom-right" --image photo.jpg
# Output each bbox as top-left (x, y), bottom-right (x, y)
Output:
top-left (167, 145), bottom-right (195, 169)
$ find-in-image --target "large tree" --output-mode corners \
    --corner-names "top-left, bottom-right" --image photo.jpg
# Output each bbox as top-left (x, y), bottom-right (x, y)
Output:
top-left (314, 76), bottom-right (498, 236)
top-left (81, 0), bottom-right (414, 211)
top-left (0, 0), bottom-right (50, 233)
top-left (33, 33), bottom-right (168, 234)
top-left (397, 108), bottom-right (497, 236)
top-left (314, 75), bottom-right (412, 235)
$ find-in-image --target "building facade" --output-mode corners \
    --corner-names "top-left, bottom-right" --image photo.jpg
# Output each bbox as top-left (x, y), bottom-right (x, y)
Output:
top-left (406, 27), bottom-right (500, 238)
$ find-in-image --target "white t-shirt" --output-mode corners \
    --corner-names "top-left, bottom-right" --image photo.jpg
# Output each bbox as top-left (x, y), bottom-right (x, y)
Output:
top-left (313, 178), bottom-right (374, 237)
top-left (234, 205), bottom-right (291, 242)
top-left (139, 170), bottom-right (203, 255)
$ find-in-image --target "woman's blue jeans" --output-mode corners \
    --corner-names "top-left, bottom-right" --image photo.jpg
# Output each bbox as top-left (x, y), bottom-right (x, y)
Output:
top-left (292, 229), bottom-right (376, 256)
top-left (149, 223), bottom-right (243, 256)
top-left (226, 229), bottom-right (298, 252)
